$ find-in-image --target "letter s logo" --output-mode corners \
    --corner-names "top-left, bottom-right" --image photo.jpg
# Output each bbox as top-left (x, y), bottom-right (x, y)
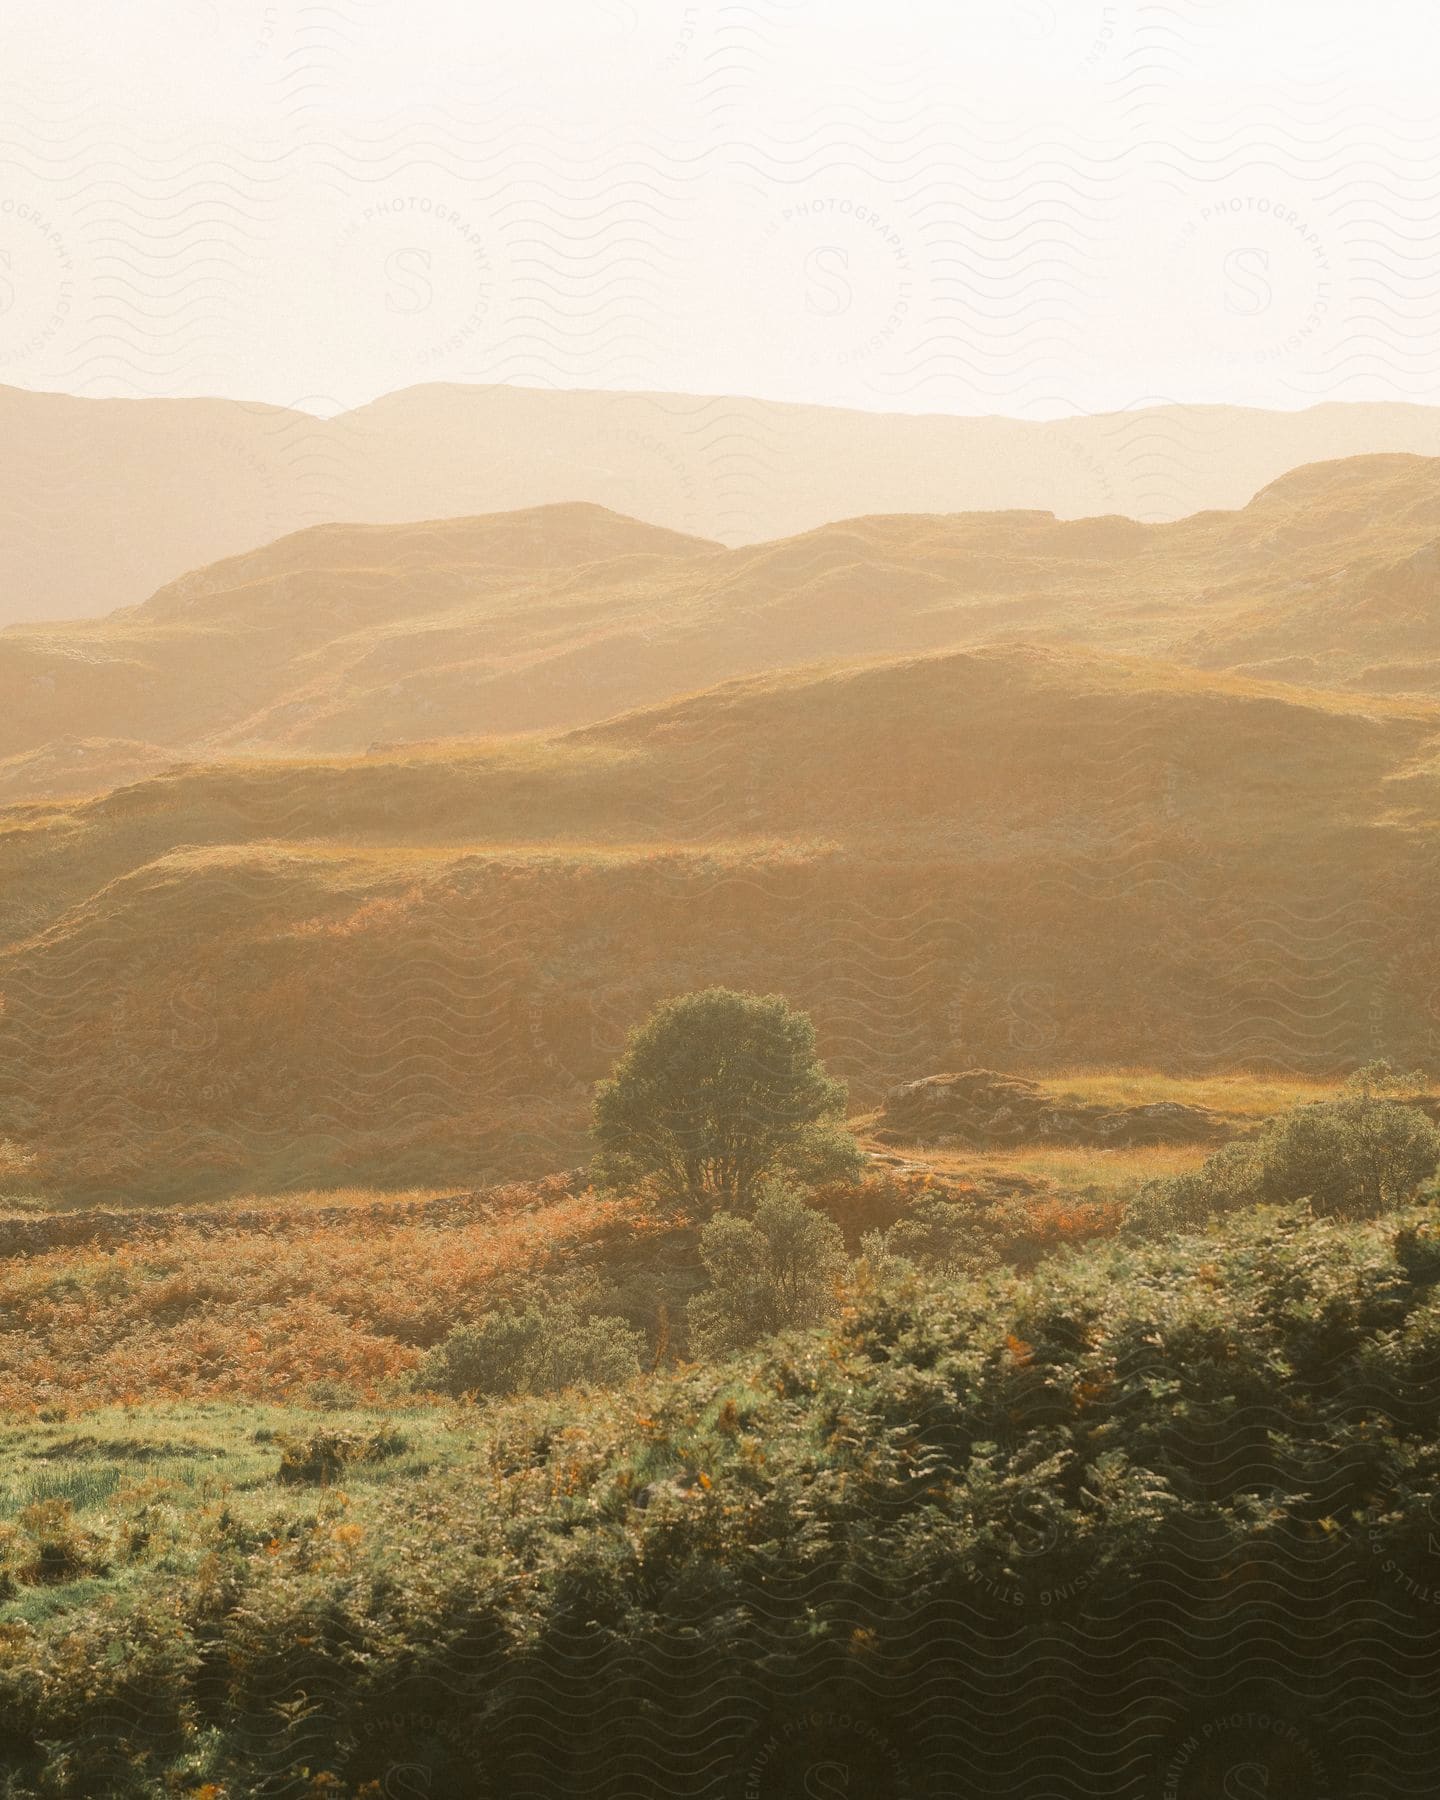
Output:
top-left (804, 1761), bottom-right (851, 1799)
top-left (1224, 247), bottom-right (1272, 317)
top-left (1007, 981), bottom-right (1057, 1054)
top-left (385, 1761), bottom-right (433, 1799)
top-left (386, 247), bottom-right (433, 315)
top-left (1222, 1762), bottom-right (1270, 1799)
top-left (804, 246), bottom-right (852, 317)
top-left (1011, 0), bottom-right (1056, 36)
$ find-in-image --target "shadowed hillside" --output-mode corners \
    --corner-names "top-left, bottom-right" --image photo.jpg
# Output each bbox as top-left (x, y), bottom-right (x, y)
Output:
top-left (8, 378), bottom-right (1440, 624)
top-left (4, 452), bottom-right (1440, 801)
top-left (2, 643), bottom-right (1436, 1201)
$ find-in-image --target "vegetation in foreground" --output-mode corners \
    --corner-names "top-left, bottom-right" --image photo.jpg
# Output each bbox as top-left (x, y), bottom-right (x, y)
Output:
top-left (4, 997), bottom-right (1440, 1794)
top-left (2, 1020), bottom-right (1437, 1416)
top-left (2, 1203), bottom-right (1440, 1794)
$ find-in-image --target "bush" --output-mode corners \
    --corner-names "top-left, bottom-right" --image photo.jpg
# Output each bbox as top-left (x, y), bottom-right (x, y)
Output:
top-left (1395, 1220), bottom-right (1440, 1286)
top-left (0, 1499), bottom-right (111, 1586)
top-left (688, 1182), bottom-right (849, 1356)
top-left (275, 1426), bottom-right (409, 1485)
top-left (878, 1191), bottom-right (995, 1277)
top-left (592, 988), bottom-right (861, 1210)
top-left (1130, 1062), bottom-right (1440, 1230)
top-left (8, 1205), bottom-right (1440, 1793)
top-left (417, 1300), bottom-right (643, 1399)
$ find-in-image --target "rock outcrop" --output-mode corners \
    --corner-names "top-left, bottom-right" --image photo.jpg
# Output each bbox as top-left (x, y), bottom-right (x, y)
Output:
top-left (872, 1070), bottom-right (1231, 1150)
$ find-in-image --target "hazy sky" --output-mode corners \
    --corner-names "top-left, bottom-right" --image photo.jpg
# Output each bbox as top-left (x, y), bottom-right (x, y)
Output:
top-left (3, 0), bottom-right (1438, 416)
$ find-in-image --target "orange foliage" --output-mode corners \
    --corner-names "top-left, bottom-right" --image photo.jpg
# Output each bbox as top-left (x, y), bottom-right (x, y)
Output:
top-left (810, 1170), bottom-right (975, 1251)
top-left (1012, 1195), bottom-right (1125, 1257)
top-left (0, 1184), bottom-right (655, 1411)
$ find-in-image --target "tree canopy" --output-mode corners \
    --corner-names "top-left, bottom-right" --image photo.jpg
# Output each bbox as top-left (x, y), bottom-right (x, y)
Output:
top-left (592, 987), bottom-right (860, 1208)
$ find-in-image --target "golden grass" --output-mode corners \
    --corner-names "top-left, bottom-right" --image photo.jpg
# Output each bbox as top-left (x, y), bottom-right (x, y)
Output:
top-left (4, 627), bottom-right (1437, 1205)
top-left (1037, 1068), bottom-right (1346, 1118)
top-left (883, 1141), bottom-right (1214, 1192)
top-left (220, 1183), bottom-right (454, 1212)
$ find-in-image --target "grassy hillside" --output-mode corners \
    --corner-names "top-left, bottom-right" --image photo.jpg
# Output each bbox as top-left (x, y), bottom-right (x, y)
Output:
top-left (4, 454), bottom-right (1439, 799)
top-left (0, 504), bottom-right (723, 792)
top-left (2, 643), bottom-right (1436, 1201)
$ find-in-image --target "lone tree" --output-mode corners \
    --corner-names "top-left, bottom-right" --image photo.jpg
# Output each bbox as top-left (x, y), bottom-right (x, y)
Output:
top-left (592, 987), bottom-right (861, 1209)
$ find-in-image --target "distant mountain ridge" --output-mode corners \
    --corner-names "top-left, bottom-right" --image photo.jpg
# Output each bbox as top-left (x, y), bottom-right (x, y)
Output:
top-left (7, 379), bottom-right (1440, 622)
top-left (3, 453), bottom-right (1438, 801)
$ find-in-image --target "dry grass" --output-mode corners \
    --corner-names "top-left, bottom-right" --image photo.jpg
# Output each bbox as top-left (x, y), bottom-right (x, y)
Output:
top-left (1036, 1068), bottom-right (1346, 1118)
top-left (221, 1183), bottom-right (453, 1212)
top-left (7, 450), bottom-right (1440, 793)
top-left (876, 1141), bottom-right (1214, 1193)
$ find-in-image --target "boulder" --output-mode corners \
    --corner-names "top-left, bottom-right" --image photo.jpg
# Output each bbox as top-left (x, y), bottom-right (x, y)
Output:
top-left (872, 1069), bottom-right (1231, 1150)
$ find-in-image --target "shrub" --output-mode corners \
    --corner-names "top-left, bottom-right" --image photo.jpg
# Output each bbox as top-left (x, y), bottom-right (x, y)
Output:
top-left (417, 1300), bottom-right (643, 1399)
top-left (1130, 1062), bottom-right (1440, 1230)
top-left (592, 988), bottom-right (861, 1210)
top-left (879, 1191), bottom-right (993, 1277)
top-left (7, 1205), bottom-right (1440, 1792)
top-left (0, 1499), bottom-right (110, 1586)
top-left (1395, 1220), bottom-right (1440, 1286)
top-left (275, 1426), bottom-right (408, 1485)
top-left (688, 1182), bottom-right (849, 1356)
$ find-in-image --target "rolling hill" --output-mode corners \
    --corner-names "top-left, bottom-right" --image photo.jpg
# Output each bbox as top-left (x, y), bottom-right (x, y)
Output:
top-left (8, 378), bottom-right (1440, 623)
top-left (2, 642), bottom-right (1437, 1201)
top-left (3, 453), bottom-right (1438, 802)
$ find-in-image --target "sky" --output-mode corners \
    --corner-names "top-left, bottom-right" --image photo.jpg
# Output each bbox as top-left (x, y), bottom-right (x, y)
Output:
top-left (2, 0), bottom-right (1438, 417)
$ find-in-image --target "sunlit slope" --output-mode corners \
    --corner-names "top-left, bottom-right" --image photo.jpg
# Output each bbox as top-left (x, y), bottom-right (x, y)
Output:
top-left (2, 644), bottom-right (1436, 1200)
top-left (8, 379), bottom-right (1440, 626)
top-left (0, 504), bottom-right (723, 783)
top-left (3, 453), bottom-right (1438, 798)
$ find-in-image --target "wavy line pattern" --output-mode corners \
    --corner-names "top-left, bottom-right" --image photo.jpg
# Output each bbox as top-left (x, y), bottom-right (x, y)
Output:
top-left (1, 3), bottom-right (1435, 430)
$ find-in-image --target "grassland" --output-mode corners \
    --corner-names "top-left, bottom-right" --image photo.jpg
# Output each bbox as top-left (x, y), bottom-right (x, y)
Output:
top-left (0, 1180), bottom-right (664, 1411)
top-left (0, 1400), bottom-right (468, 1631)
top-left (1038, 1067), bottom-right (1346, 1116)
top-left (3, 638), bottom-right (1436, 1205)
